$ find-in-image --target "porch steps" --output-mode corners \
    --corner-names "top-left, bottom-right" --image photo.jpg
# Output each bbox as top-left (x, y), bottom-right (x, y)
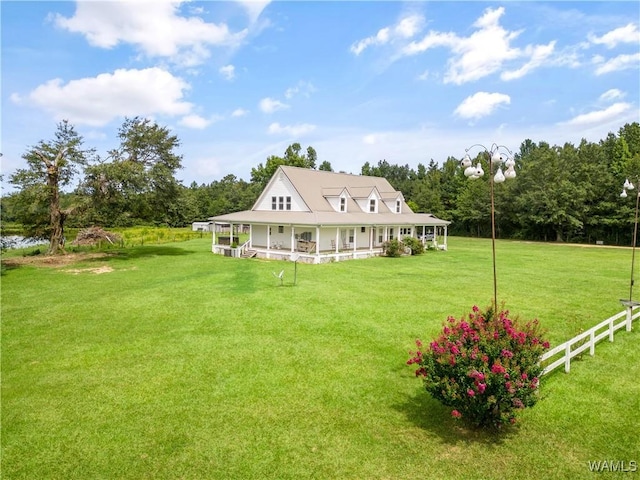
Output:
top-left (241, 249), bottom-right (258, 258)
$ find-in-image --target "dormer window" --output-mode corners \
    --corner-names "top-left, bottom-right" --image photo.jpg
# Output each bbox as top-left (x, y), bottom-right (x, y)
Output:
top-left (369, 199), bottom-right (376, 212)
top-left (340, 197), bottom-right (346, 212)
top-left (396, 200), bottom-right (401, 213)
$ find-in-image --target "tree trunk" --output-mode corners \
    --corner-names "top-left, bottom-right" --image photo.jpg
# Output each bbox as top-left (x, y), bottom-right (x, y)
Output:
top-left (47, 167), bottom-right (65, 255)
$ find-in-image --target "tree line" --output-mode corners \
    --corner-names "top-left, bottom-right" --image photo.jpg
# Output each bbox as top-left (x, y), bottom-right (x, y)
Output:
top-left (2, 117), bottom-right (639, 254)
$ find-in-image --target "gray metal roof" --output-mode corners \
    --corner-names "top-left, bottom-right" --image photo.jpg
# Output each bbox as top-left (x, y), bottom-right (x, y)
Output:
top-left (210, 165), bottom-right (451, 227)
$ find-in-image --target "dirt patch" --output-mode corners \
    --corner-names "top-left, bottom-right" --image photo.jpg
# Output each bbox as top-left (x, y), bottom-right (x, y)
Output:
top-left (64, 265), bottom-right (114, 275)
top-left (2, 252), bottom-right (112, 268)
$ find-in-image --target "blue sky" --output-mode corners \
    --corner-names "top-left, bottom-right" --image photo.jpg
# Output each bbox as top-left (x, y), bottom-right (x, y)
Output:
top-left (2, 1), bottom-right (639, 190)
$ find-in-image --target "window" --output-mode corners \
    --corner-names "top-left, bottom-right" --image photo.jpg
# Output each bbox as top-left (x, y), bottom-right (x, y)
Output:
top-left (349, 229), bottom-right (354, 243)
top-left (279, 196), bottom-right (284, 210)
top-left (369, 199), bottom-right (376, 212)
top-left (340, 197), bottom-right (346, 212)
top-left (271, 196), bottom-right (277, 210)
top-left (396, 200), bottom-right (401, 213)
top-left (278, 226), bottom-right (284, 234)
top-left (389, 228), bottom-right (394, 240)
top-left (360, 226), bottom-right (366, 233)
top-left (286, 196), bottom-right (291, 210)
top-left (400, 227), bottom-right (411, 235)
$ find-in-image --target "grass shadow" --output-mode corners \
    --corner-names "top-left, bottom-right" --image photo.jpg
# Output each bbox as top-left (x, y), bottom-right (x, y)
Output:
top-left (85, 245), bottom-right (196, 261)
top-left (393, 391), bottom-right (519, 446)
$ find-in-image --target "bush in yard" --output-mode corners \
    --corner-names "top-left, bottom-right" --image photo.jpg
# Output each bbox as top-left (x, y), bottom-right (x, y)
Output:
top-left (382, 239), bottom-right (403, 257)
top-left (402, 237), bottom-right (424, 255)
top-left (407, 304), bottom-right (550, 429)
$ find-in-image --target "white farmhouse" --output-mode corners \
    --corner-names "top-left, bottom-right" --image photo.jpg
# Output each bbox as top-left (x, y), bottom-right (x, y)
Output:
top-left (209, 165), bottom-right (450, 263)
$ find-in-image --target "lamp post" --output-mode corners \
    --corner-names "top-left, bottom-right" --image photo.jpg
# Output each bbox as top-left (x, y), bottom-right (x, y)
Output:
top-left (461, 144), bottom-right (516, 308)
top-left (619, 179), bottom-right (640, 329)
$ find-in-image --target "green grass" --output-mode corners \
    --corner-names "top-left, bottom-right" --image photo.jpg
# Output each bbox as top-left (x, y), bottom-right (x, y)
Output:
top-left (2, 237), bottom-right (639, 479)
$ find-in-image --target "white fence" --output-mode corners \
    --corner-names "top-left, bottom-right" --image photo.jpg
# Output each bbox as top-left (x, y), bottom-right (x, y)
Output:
top-left (540, 305), bottom-right (639, 375)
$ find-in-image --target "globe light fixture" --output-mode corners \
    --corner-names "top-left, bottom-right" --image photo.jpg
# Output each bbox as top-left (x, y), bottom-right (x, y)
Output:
top-left (461, 143), bottom-right (516, 308)
top-left (620, 178), bottom-right (640, 308)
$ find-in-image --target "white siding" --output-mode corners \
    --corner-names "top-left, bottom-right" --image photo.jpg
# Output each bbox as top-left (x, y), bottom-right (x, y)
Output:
top-left (356, 191), bottom-right (380, 213)
top-left (383, 196), bottom-right (402, 213)
top-left (255, 172), bottom-right (308, 211)
top-left (252, 225), bottom-right (269, 246)
top-left (326, 195), bottom-right (350, 213)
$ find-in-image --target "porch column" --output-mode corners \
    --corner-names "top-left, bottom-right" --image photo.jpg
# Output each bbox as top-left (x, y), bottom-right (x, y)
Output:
top-left (335, 228), bottom-right (339, 253)
top-left (230, 223), bottom-right (234, 245)
top-left (249, 224), bottom-right (253, 248)
top-left (353, 227), bottom-right (357, 253)
top-left (267, 225), bottom-right (271, 251)
top-left (290, 226), bottom-right (296, 253)
top-left (444, 225), bottom-right (448, 250)
top-left (369, 227), bottom-right (373, 252)
top-left (211, 223), bottom-right (217, 252)
top-left (316, 226), bottom-right (321, 262)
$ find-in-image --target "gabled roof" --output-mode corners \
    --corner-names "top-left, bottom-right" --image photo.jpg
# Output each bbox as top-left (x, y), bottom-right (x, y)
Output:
top-left (211, 165), bottom-right (450, 227)
top-left (321, 187), bottom-right (347, 197)
top-left (275, 165), bottom-right (407, 213)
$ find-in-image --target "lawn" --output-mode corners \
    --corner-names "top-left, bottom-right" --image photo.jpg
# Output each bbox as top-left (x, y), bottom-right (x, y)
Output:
top-left (1, 236), bottom-right (638, 479)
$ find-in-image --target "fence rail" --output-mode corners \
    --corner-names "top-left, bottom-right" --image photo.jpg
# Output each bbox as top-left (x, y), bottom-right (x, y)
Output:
top-left (540, 305), bottom-right (638, 375)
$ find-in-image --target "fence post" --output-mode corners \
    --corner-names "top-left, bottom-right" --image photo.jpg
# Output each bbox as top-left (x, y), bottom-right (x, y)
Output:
top-left (589, 330), bottom-right (595, 356)
top-left (620, 300), bottom-right (638, 332)
top-left (564, 343), bottom-right (571, 373)
top-left (609, 315), bottom-right (615, 342)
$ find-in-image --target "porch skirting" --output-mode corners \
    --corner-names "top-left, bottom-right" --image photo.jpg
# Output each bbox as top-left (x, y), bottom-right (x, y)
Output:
top-left (212, 244), bottom-right (385, 264)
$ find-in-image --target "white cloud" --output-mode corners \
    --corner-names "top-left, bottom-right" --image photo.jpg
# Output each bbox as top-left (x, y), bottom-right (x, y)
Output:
top-left (593, 53), bottom-right (640, 75)
top-left (284, 81), bottom-right (316, 99)
top-left (561, 102), bottom-right (631, 126)
top-left (179, 114), bottom-right (216, 129)
top-left (236, 0), bottom-right (271, 24)
top-left (445, 7), bottom-right (522, 85)
top-left (402, 7), bottom-right (556, 85)
top-left (13, 67), bottom-right (192, 126)
top-left (600, 89), bottom-right (625, 102)
top-left (501, 41), bottom-right (556, 80)
top-left (395, 15), bottom-right (423, 38)
top-left (588, 23), bottom-right (640, 49)
top-left (219, 64), bottom-right (235, 81)
top-left (259, 97), bottom-right (288, 113)
top-left (350, 14), bottom-right (424, 55)
top-left (267, 122), bottom-right (316, 136)
top-left (54, 1), bottom-right (246, 66)
top-left (416, 70), bottom-right (431, 81)
top-left (362, 133), bottom-right (390, 145)
top-left (402, 31), bottom-right (456, 56)
top-left (454, 92), bottom-right (511, 120)
top-left (231, 108), bottom-right (249, 117)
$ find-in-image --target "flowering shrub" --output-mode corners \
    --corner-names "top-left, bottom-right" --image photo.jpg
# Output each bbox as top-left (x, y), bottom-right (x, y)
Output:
top-left (407, 305), bottom-right (550, 429)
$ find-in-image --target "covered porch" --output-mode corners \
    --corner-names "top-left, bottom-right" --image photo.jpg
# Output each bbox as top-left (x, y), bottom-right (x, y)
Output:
top-left (211, 221), bottom-right (448, 264)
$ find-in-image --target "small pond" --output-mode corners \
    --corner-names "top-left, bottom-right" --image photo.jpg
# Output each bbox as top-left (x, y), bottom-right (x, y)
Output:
top-left (2, 236), bottom-right (49, 249)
